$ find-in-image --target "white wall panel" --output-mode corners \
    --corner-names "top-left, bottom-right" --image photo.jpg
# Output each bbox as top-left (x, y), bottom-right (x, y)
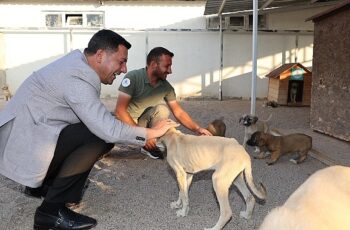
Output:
top-left (0, 1), bottom-right (316, 99)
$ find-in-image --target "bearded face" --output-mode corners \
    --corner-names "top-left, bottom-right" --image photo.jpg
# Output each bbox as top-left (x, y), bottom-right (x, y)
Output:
top-left (152, 54), bottom-right (172, 81)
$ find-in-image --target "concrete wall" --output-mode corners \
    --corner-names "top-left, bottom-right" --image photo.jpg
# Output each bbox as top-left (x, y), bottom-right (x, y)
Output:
top-left (0, 30), bottom-right (314, 99)
top-left (310, 7), bottom-right (350, 142)
top-left (267, 7), bottom-right (329, 30)
top-left (0, 2), bottom-right (330, 99)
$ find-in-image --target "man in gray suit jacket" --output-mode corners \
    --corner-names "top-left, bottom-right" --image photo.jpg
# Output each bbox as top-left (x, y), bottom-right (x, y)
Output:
top-left (0, 29), bottom-right (177, 230)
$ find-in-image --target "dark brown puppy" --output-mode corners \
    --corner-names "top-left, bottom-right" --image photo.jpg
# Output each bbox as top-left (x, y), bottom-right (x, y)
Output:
top-left (246, 131), bottom-right (312, 165)
top-left (207, 118), bottom-right (226, 137)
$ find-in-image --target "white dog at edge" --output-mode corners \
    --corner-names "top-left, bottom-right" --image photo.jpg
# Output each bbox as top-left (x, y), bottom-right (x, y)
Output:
top-left (159, 128), bottom-right (266, 230)
top-left (259, 165), bottom-right (350, 230)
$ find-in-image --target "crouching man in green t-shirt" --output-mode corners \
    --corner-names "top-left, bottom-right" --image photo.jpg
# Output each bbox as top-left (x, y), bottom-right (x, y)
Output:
top-left (115, 47), bottom-right (212, 159)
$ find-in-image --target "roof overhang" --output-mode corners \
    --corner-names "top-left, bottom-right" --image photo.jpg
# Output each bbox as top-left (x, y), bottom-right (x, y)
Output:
top-left (2, 0), bottom-right (205, 3)
top-left (204, 0), bottom-right (343, 16)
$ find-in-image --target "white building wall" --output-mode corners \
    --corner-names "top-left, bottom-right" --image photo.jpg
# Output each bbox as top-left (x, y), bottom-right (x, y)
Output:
top-left (0, 2), bottom-right (206, 29)
top-left (104, 2), bottom-right (206, 29)
top-left (267, 7), bottom-right (328, 31)
top-left (0, 2), bottom-right (328, 99)
top-left (222, 32), bottom-right (313, 99)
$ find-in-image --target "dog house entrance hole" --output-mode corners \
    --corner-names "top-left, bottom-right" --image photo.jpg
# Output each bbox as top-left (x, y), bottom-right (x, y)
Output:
top-left (288, 80), bottom-right (303, 103)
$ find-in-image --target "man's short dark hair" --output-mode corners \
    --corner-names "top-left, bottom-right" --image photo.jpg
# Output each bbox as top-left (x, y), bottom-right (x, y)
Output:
top-left (84, 29), bottom-right (131, 54)
top-left (147, 47), bottom-right (174, 66)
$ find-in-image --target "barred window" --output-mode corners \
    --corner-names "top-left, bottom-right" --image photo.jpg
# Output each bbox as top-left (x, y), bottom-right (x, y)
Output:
top-left (87, 14), bottom-right (103, 27)
top-left (45, 14), bottom-right (62, 27)
top-left (44, 11), bottom-right (104, 28)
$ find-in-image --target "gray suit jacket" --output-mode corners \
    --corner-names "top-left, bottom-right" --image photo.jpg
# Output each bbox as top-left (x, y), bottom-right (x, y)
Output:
top-left (0, 50), bottom-right (146, 187)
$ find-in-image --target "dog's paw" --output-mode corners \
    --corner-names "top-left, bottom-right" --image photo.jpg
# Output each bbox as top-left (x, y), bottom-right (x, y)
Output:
top-left (176, 207), bottom-right (188, 217)
top-left (239, 211), bottom-right (251, 220)
top-left (289, 158), bottom-right (298, 164)
top-left (170, 200), bottom-right (182, 209)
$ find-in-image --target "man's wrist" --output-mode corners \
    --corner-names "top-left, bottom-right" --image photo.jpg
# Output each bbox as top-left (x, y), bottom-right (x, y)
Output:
top-left (193, 126), bottom-right (201, 133)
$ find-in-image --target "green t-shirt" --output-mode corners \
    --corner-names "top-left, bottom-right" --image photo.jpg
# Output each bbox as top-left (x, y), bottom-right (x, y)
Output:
top-left (118, 68), bottom-right (176, 119)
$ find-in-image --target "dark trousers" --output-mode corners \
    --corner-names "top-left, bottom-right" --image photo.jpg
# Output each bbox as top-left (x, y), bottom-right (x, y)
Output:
top-left (42, 123), bottom-right (114, 204)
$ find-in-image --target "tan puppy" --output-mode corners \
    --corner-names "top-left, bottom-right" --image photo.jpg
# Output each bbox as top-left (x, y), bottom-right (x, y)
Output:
top-left (239, 114), bottom-right (272, 149)
top-left (259, 166), bottom-right (350, 230)
top-left (246, 131), bottom-right (312, 165)
top-left (159, 128), bottom-right (266, 230)
top-left (2, 85), bottom-right (12, 101)
top-left (207, 118), bottom-right (226, 137)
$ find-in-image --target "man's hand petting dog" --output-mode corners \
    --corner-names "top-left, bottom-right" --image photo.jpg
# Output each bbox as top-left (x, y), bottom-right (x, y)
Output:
top-left (149, 119), bottom-right (179, 138)
top-left (194, 127), bottom-right (212, 136)
top-left (247, 131), bottom-right (312, 165)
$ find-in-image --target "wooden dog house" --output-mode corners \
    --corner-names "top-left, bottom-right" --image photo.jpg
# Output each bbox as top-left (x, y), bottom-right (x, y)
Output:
top-left (266, 63), bottom-right (312, 106)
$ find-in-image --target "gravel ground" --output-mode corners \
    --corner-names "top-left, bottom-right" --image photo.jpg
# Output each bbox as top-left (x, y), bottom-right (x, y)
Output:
top-left (0, 98), bottom-right (349, 230)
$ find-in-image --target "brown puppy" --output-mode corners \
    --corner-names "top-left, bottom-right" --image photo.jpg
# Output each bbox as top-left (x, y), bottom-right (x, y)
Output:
top-left (246, 131), bottom-right (312, 165)
top-left (259, 166), bottom-right (350, 230)
top-left (207, 118), bottom-right (226, 137)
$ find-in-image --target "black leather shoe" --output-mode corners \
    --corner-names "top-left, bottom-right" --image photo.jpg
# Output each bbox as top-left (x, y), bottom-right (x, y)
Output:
top-left (140, 147), bottom-right (164, 159)
top-left (34, 207), bottom-right (97, 230)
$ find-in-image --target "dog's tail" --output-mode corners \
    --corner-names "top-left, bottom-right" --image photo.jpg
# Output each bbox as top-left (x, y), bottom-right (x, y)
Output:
top-left (243, 163), bottom-right (266, 205)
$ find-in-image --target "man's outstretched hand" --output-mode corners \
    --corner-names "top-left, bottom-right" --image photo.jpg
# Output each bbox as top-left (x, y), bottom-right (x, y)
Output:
top-left (146, 119), bottom-right (179, 140)
top-left (195, 127), bottom-right (212, 136)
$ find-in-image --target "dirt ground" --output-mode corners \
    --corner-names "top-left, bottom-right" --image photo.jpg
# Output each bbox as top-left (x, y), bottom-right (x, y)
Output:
top-left (0, 98), bottom-right (349, 230)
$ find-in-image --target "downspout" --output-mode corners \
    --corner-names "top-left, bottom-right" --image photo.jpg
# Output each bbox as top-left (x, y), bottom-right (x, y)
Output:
top-left (251, 0), bottom-right (258, 115)
top-left (219, 15), bottom-right (223, 101)
top-left (0, 33), bottom-right (6, 91)
top-left (295, 33), bottom-right (299, 63)
top-left (218, 0), bottom-right (227, 101)
top-left (69, 28), bottom-right (73, 51)
top-left (145, 29), bottom-right (149, 66)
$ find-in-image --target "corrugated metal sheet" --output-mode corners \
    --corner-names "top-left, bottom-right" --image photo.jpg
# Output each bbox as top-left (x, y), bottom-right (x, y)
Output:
top-left (204, 0), bottom-right (342, 15)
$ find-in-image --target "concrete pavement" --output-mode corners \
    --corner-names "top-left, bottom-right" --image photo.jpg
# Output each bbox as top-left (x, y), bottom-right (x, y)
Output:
top-left (0, 99), bottom-right (348, 230)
